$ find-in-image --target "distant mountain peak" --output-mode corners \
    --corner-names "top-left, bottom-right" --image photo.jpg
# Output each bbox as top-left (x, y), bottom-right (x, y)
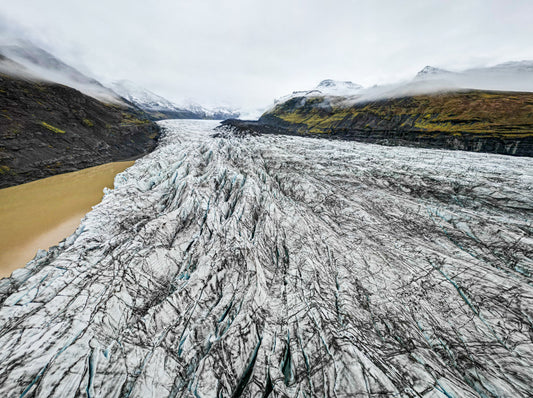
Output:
top-left (317, 79), bottom-right (361, 89)
top-left (316, 79), bottom-right (363, 94)
top-left (479, 60), bottom-right (533, 73)
top-left (110, 80), bottom-right (239, 120)
top-left (111, 80), bottom-right (177, 111)
top-left (413, 61), bottom-right (533, 91)
top-left (415, 66), bottom-right (451, 79)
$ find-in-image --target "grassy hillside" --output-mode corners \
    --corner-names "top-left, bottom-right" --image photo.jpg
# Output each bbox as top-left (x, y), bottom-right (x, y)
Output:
top-left (255, 90), bottom-right (533, 155)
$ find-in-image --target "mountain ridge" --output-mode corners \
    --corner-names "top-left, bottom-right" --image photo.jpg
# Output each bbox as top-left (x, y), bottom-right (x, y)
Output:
top-left (0, 40), bottom-right (239, 121)
top-left (412, 60), bottom-right (533, 92)
top-left (222, 89), bottom-right (533, 156)
top-left (221, 61), bottom-right (533, 156)
top-left (111, 80), bottom-right (240, 120)
top-left (0, 69), bottom-right (160, 188)
top-left (0, 40), bottom-right (123, 104)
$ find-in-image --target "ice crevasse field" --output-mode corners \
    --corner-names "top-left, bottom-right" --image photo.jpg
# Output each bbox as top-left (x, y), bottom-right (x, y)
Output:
top-left (0, 119), bottom-right (532, 397)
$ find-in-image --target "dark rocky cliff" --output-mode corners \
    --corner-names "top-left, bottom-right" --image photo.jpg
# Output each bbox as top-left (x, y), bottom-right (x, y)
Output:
top-left (222, 90), bottom-right (533, 156)
top-left (0, 73), bottom-right (160, 188)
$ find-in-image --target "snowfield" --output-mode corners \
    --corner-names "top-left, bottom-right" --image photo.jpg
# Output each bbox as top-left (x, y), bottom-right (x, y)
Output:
top-left (0, 120), bottom-right (532, 397)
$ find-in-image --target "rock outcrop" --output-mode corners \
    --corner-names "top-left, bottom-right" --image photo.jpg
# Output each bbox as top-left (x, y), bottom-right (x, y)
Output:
top-left (0, 73), bottom-right (160, 188)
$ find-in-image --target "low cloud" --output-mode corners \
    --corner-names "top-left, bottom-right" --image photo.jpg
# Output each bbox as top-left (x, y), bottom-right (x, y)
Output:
top-left (1, 1), bottom-right (533, 112)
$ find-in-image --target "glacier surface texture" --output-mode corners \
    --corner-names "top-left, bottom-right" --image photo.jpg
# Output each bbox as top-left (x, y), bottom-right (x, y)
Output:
top-left (0, 120), bottom-right (532, 397)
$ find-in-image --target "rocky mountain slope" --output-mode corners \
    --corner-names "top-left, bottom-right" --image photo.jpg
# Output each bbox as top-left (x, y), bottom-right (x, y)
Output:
top-left (223, 62), bottom-right (533, 156)
top-left (0, 40), bottom-right (123, 103)
top-left (224, 80), bottom-right (533, 156)
top-left (253, 90), bottom-right (533, 156)
top-left (0, 39), bottom-right (239, 121)
top-left (111, 80), bottom-right (240, 120)
top-left (0, 120), bottom-right (531, 397)
top-left (0, 69), bottom-right (160, 188)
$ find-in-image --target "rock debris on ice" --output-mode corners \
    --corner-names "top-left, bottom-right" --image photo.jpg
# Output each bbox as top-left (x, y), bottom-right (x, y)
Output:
top-left (0, 120), bottom-right (532, 397)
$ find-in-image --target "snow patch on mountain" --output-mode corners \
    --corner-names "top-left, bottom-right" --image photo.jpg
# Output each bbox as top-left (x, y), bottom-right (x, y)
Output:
top-left (111, 80), bottom-right (240, 120)
top-left (268, 79), bottom-right (364, 112)
top-left (414, 61), bottom-right (533, 92)
top-left (281, 79), bottom-right (363, 99)
top-left (316, 79), bottom-right (363, 95)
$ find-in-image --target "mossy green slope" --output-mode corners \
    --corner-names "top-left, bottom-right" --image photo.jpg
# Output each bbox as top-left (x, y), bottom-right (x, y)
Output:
top-left (259, 90), bottom-right (533, 156)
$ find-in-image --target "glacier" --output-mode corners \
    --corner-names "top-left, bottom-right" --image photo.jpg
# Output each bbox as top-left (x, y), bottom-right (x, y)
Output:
top-left (0, 119), bottom-right (532, 397)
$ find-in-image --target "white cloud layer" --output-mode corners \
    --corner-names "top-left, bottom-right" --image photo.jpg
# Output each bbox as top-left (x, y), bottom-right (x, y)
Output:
top-left (1, 0), bottom-right (533, 110)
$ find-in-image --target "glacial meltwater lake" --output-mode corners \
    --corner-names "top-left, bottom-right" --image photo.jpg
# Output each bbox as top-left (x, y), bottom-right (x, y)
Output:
top-left (0, 160), bottom-right (134, 277)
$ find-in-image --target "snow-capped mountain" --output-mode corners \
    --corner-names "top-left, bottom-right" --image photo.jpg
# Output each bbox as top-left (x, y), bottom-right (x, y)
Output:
top-left (110, 80), bottom-right (189, 116)
top-left (415, 65), bottom-right (453, 79)
top-left (274, 61), bottom-right (533, 110)
top-left (0, 40), bottom-right (240, 120)
top-left (0, 40), bottom-right (123, 103)
top-left (184, 101), bottom-right (241, 120)
top-left (272, 79), bottom-right (364, 107)
top-left (480, 60), bottom-right (533, 73)
top-left (414, 61), bottom-right (533, 91)
top-left (316, 79), bottom-right (363, 95)
top-left (417, 61), bottom-right (533, 78)
top-left (111, 80), bottom-right (240, 120)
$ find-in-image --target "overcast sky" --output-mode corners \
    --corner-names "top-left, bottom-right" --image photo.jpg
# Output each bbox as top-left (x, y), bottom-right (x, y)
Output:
top-left (1, 0), bottom-right (533, 110)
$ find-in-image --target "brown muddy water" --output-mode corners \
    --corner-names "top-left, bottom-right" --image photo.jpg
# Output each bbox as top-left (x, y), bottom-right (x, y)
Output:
top-left (0, 161), bottom-right (134, 278)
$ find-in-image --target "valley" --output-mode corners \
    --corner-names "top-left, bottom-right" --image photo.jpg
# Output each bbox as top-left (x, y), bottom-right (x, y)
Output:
top-left (0, 14), bottom-right (532, 397)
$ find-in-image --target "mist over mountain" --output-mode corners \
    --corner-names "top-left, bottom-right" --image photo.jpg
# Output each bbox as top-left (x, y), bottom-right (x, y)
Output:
top-left (0, 31), bottom-right (238, 119)
top-left (414, 61), bottom-right (533, 92)
top-left (111, 80), bottom-right (240, 120)
top-left (415, 66), bottom-right (452, 78)
top-left (268, 61), bottom-right (533, 114)
top-left (226, 62), bottom-right (533, 156)
top-left (0, 71), bottom-right (160, 187)
top-left (0, 39), bottom-right (123, 103)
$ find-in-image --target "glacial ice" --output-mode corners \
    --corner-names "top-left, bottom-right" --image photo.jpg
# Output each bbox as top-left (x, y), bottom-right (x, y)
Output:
top-left (0, 119), bottom-right (532, 397)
